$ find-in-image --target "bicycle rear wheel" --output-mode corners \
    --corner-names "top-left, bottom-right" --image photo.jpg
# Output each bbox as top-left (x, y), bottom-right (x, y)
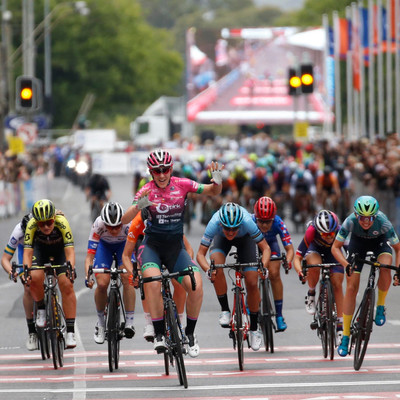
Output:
top-left (317, 284), bottom-right (329, 359)
top-left (325, 281), bottom-right (336, 360)
top-left (259, 279), bottom-right (274, 353)
top-left (353, 288), bottom-right (375, 371)
top-left (234, 289), bottom-right (244, 371)
top-left (107, 290), bottom-right (120, 372)
top-left (166, 301), bottom-right (187, 388)
top-left (48, 293), bottom-right (61, 369)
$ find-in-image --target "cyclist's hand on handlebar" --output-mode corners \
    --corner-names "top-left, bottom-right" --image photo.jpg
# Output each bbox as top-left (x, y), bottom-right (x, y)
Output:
top-left (85, 276), bottom-right (94, 289)
top-left (207, 268), bottom-right (216, 283)
top-left (298, 270), bottom-right (306, 284)
top-left (393, 273), bottom-right (400, 286)
top-left (346, 263), bottom-right (353, 277)
top-left (129, 271), bottom-right (140, 288)
top-left (287, 261), bottom-right (292, 271)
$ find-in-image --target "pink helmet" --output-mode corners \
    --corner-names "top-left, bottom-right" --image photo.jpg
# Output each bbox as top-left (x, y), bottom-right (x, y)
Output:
top-left (147, 149), bottom-right (173, 170)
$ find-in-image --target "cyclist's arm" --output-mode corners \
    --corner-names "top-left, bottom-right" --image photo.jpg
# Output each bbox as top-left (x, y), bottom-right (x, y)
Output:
top-left (183, 235), bottom-right (194, 259)
top-left (84, 252), bottom-right (95, 280)
top-left (293, 253), bottom-right (303, 276)
top-left (23, 247), bottom-right (34, 269)
top-left (331, 239), bottom-right (347, 268)
top-left (284, 243), bottom-right (295, 264)
top-left (196, 244), bottom-right (210, 273)
top-left (257, 238), bottom-right (271, 269)
top-left (64, 246), bottom-right (76, 271)
top-left (1, 252), bottom-right (13, 276)
top-left (122, 239), bottom-right (136, 275)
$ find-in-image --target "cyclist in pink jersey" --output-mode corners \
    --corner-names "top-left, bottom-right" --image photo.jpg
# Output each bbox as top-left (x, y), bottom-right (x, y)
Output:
top-left (121, 149), bottom-right (223, 357)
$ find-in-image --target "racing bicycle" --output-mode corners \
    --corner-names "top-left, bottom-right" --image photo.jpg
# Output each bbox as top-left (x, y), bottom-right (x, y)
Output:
top-left (88, 253), bottom-right (127, 372)
top-left (139, 266), bottom-right (196, 388)
top-left (259, 253), bottom-right (289, 353)
top-left (24, 261), bottom-right (75, 369)
top-left (210, 252), bottom-right (261, 371)
top-left (301, 259), bottom-right (340, 360)
top-left (347, 252), bottom-right (400, 370)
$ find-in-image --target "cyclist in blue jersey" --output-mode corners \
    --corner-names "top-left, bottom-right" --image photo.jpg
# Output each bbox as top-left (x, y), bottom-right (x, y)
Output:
top-left (196, 202), bottom-right (271, 351)
top-left (1, 213), bottom-right (37, 350)
top-left (84, 202), bottom-right (136, 344)
top-left (331, 196), bottom-right (400, 357)
top-left (253, 197), bottom-right (294, 332)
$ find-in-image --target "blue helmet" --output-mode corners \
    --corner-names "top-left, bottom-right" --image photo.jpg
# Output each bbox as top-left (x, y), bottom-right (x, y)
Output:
top-left (218, 202), bottom-right (244, 228)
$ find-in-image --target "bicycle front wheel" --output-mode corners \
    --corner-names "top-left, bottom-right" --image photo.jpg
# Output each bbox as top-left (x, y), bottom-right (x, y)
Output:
top-left (48, 293), bottom-right (61, 369)
top-left (325, 280), bottom-right (336, 360)
top-left (37, 327), bottom-right (50, 360)
top-left (234, 289), bottom-right (244, 371)
top-left (166, 301), bottom-right (187, 388)
top-left (353, 288), bottom-right (375, 371)
top-left (107, 290), bottom-right (120, 372)
top-left (259, 279), bottom-right (274, 353)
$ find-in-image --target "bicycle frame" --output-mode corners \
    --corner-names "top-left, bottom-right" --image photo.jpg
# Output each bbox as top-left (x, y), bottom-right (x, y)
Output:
top-left (139, 266), bottom-right (196, 388)
top-left (211, 252), bottom-right (261, 371)
top-left (25, 262), bottom-right (71, 369)
top-left (302, 260), bottom-right (339, 360)
top-left (89, 254), bottom-right (127, 373)
top-left (348, 252), bottom-right (400, 371)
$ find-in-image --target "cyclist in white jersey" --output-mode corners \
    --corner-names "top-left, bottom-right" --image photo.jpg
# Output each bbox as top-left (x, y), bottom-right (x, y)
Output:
top-left (1, 214), bottom-right (38, 350)
top-left (84, 202), bottom-right (136, 344)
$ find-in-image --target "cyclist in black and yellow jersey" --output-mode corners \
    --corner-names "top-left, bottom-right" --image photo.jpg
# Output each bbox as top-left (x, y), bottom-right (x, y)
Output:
top-left (23, 199), bottom-right (77, 348)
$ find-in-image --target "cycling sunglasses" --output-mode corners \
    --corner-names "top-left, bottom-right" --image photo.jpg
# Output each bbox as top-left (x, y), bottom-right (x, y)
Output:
top-left (105, 224), bottom-right (122, 231)
top-left (222, 226), bottom-right (239, 232)
top-left (356, 214), bottom-right (376, 223)
top-left (151, 166), bottom-right (171, 175)
top-left (37, 219), bottom-right (55, 228)
top-left (321, 231), bottom-right (336, 238)
top-left (256, 218), bottom-right (274, 225)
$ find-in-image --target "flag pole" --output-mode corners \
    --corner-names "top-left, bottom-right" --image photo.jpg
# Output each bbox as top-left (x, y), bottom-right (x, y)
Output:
top-left (346, 6), bottom-right (354, 140)
top-left (333, 11), bottom-right (342, 138)
top-left (352, 2), bottom-right (360, 140)
top-left (377, 0), bottom-right (384, 137)
top-left (368, 0), bottom-right (375, 142)
top-left (386, 0), bottom-right (393, 133)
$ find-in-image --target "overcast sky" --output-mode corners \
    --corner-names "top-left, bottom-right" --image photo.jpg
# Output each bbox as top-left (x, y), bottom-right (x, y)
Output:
top-left (253, 0), bottom-right (305, 11)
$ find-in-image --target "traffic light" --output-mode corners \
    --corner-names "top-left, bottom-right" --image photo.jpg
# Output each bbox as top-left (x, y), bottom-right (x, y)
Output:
top-left (16, 76), bottom-right (42, 112)
top-left (288, 68), bottom-right (300, 96)
top-left (300, 64), bottom-right (314, 94)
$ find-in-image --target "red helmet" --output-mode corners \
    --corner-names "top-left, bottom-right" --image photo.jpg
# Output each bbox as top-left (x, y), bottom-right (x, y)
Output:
top-left (254, 196), bottom-right (277, 220)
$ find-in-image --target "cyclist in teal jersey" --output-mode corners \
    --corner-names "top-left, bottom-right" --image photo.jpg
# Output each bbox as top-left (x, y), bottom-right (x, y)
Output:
top-left (331, 195), bottom-right (400, 357)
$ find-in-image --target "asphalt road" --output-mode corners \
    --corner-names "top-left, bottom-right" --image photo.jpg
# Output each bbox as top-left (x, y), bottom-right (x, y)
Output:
top-left (1, 175), bottom-right (400, 400)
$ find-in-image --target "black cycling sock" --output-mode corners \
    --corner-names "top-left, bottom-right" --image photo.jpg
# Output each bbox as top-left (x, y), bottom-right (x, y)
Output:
top-left (217, 294), bottom-right (230, 312)
top-left (27, 318), bottom-right (36, 334)
top-left (153, 319), bottom-right (165, 336)
top-left (250, 312), bottom-right (258, 331)
top-left (66, 319), bottom-right (75, 333)
top-left (185, 317), bottom-right (197, 336)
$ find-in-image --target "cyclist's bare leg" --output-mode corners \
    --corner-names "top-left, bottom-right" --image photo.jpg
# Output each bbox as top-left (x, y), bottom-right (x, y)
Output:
top-left (305, 253), bottom-right (322, 290)
top-left (94, 274), bottom-right (110, 312)
top-left (172, 280), bottom-right (187, 315)
top-left (142, 267), bottom-right (163, 319)
top-left (243, 270), bottom-right (260, 312)
top-left (377, 253), bottom-right (393, 293)
top-left (28, 270), bottom-right (45, 302)
top-left (23, 285), bottom-right (34, 319)
top-left (58, 274), bottom-right (77, 319)
top-left (342, 272), bottom-right (361, 316)
top-left (121, 272), bottom-right (136, 311)
top-left (210, 253), bottom-right (228, 296)
top-left (330, 272), bottom-right (344, 320)
top-left (268, 260), bottom-right (283, 300)
top-left (181, 271), bottom-right (203, 318)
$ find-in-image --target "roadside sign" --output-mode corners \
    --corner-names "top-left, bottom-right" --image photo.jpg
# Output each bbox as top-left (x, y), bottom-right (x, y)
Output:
top-left (294, 121), bottom-right (309, 139)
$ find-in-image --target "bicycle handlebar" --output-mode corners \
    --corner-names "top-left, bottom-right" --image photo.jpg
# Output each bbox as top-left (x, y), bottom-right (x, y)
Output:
top-left (349, 253), bottom-right (400, 282)
top-left (270, 252), bottom-right (289, 274)
top-left (24, 261), bottom-right (76, 283)
top-left (139, 266), bottom-right (196, 301)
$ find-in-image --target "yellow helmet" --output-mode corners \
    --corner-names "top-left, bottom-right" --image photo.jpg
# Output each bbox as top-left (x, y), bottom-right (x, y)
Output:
top-left (32, 199), bottom-right (56, 221)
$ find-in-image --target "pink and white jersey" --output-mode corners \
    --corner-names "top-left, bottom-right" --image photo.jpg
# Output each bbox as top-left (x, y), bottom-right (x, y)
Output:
top-left (87, 216), bottom-right (131, 254)
top-left (134, 176), bottom-right (202, 236)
